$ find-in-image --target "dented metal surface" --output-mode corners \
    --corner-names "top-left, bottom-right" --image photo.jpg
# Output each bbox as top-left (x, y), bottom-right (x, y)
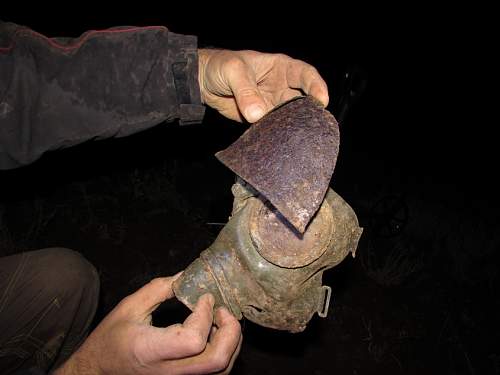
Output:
top-left (215, 96), bottom-right (340, 233)
top-left (249, 196), bottom-right (333, 268)
top-left (173, 180), bottom-right (362, 333)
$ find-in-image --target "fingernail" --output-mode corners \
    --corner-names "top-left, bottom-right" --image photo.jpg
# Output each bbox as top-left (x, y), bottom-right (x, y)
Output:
top-left (245, 104), bottom-right (265, 122)
top-left (216, 306), bottom-right (230, 316)
top-left (204, 293), bottom-right (215, 305)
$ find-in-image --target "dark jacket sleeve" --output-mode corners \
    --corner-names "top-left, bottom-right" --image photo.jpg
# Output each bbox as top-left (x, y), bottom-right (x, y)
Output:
top-left (0, 21), bottom-right (205, 169)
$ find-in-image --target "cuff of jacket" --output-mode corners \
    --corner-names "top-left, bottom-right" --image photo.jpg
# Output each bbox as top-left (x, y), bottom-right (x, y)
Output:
top-left (169, 33), bottom-right (206, 125)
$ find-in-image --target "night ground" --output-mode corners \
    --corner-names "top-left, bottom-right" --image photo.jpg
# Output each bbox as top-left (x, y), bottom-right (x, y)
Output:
top-left (1, 7), bottom-right (496, 375)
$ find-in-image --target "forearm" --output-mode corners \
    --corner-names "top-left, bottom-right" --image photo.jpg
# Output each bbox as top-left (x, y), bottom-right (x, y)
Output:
top-left (0, 21), bottom-right (205, 169)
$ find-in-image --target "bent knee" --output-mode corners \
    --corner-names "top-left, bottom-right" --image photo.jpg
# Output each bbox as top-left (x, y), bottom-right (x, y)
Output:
top-left (32, 247), bottom-right (99, 300)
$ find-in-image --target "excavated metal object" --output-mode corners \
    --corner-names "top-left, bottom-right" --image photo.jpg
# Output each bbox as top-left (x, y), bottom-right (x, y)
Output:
top-left (173, 180), bottom-right (362, 333)
top-left (215, 96), bottom-right (340, 233)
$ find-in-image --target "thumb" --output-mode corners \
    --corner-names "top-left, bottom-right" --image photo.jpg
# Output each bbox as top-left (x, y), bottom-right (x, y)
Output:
top-left (227, 61), bottom-right (268, 123)
top-left (124, 272), bottom-right (182, 320)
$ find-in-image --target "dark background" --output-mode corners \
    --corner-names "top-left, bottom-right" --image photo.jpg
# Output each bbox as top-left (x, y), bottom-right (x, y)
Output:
top-left (1, 6), bottom-right (497, 375)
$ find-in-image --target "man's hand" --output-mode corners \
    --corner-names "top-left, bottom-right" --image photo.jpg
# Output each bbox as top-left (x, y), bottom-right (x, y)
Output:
top-left (54, 275), bottom-right (242, 375)
top-left (198, 49), bottom-right (329, 123)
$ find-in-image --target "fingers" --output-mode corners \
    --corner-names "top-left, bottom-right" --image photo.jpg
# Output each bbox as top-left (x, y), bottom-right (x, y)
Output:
top-left (216, 326), bottom-right (243, 375)
top-left (309, 79), bottom-right (330, 108)
top-left (211, 98), bottom-right (245, 122)
top-left (200, 49), bottom-right (329, 123)
top-left (166, 307), bottom-right (242, 374)
top-left (181, 293), bottom-right (215, 350)
top-left (226, 333), bottom-right (243, 374)
top-left (120, 273), bottom-right (182, 319)
top-left (286, 58), bottom-right (329, 107)
top-left (138, 293), bottom-right (215, 361)
top-left (226, 58), bottom-right (268, 123)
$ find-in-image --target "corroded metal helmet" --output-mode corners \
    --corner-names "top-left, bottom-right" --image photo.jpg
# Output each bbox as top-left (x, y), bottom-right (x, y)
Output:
top-left (173, 179), bottom-right (362, 333)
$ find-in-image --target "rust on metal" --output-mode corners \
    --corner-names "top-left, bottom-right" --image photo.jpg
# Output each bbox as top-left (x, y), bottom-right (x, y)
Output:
top-left (173, 180), bottom-right (363, 333)
top-left (215, 96), bottom-right (340, 233)
top-left (249, 197), bottom-right (333, 268)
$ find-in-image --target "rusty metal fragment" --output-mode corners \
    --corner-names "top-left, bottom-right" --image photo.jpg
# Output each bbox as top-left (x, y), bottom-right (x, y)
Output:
top-left (215, 96), bottom-right (340, 233)
top-left (173, 180), bottom-right (362, 333)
